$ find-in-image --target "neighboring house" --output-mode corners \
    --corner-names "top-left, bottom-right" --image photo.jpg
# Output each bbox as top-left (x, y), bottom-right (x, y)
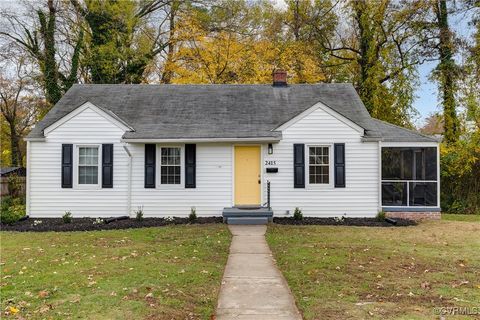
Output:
top-left (0, 167), bottom-right (26, 197)
top-left (25, 71), bottom-right (441, 221)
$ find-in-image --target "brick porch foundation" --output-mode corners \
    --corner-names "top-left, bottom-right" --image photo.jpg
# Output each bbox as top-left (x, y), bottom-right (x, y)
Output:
top-left (386, 211), bottom-right (441, 221)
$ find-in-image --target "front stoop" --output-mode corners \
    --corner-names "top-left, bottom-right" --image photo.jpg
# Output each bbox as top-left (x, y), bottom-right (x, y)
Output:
top-left (222, 207), bottom-right (273, 225)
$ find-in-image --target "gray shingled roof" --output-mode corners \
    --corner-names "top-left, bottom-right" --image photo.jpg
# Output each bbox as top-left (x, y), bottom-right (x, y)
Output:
top-left (27, 83), bottom-right (436, 143)
top-left (372, 119), bottom-right (439, 142)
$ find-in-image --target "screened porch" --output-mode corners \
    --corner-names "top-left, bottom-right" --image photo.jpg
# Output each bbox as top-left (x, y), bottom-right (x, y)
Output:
top-left (381, 145), bottom-right (440, 210)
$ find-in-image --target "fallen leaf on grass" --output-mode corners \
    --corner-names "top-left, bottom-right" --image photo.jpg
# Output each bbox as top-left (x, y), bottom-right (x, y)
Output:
top-left (38, 291), bottom-right (49, 298)
top-left (421, 282), bottom-right (431, 290)
top-left (7, 306), bottom-right (19, 315)
top-left (452, 280), bottom-right (469, 288)
top-left (355, 302), bottom-right (374, 306)
top-left (69, 296), bottom-right (81, 303)
top-left (38, 304), bottom-right (52, 314)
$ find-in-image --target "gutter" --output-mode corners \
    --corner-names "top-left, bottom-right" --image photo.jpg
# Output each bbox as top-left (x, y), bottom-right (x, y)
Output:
top-left (123, 145), bottom-right (132, 217)
top-left (120, 137), bottom-right (282, 143)
top-left (362, 137), bottom-right (383, 142)
top-left (24, 137), bottom-right (46, 142)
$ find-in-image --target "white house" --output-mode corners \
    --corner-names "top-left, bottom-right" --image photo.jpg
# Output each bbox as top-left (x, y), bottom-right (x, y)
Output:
top-left (25, 72), bottom-right (441, 222)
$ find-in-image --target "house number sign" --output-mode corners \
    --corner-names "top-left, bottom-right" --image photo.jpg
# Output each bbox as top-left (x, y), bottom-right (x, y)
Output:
top-left (265, 160), bottom-right (277, 166)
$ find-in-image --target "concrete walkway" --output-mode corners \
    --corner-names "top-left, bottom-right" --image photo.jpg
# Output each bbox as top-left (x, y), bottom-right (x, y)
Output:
top-left (216, 225), bottom-right (302, 320)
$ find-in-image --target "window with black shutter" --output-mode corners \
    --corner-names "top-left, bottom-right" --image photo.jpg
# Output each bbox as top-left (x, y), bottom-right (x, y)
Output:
top-left (144, 144), bottom-right (156, 188)
top-left (61, 144), bottom-right (73, 188)
top-left (102, 144), bottom-right (113, 188)
top-left (293, 144), bottom-right (305, 188)
top-left (185, 144), bottom-right (196, 188)
top-left (334, 143), bottom-right (345, 188)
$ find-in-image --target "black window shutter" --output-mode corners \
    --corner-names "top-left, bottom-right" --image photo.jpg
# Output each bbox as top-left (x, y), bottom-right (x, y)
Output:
top-left (61, 144), bottom-right (73, 188)
top-left (334, 143), bottom-right (346, 188)
top-left (293, 144), bottom-right (305, 188)
top-left (144, 144), bottom-right (156, 188)
top-left (102, 144), bottom-right (113, 188)
top-left (185, 144), bottom-right (196, 188)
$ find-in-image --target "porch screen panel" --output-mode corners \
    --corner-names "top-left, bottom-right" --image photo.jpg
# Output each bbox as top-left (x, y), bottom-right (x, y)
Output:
top-left (381, 147), bottom-right (437, 207)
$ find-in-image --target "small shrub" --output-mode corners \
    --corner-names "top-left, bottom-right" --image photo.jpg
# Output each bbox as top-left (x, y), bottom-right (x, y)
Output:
top-left (135, 206), bottom-right (144, 221)
top-left (189, 207), bottom-right (197, 222)
top-left (7, 174), bottom-right (24, 198)
top-left (376, 210), bottom-right (386, 221)
top-left (293, 207), bottom-right (303, 220)
top-left (62, 211), bottom-right (72, 223)
top-left (1, 204), bottom-right (26, 225)
top-left (1, 196), bottom-right (13, 212)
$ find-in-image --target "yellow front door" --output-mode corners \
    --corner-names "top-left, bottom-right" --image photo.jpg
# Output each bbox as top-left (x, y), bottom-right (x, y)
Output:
top-left (234, 146), bottom-right (261, 206)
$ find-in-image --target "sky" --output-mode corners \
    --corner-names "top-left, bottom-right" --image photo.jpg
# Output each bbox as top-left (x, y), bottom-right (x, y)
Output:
top-left (414, 11), bottom-right (475, 126)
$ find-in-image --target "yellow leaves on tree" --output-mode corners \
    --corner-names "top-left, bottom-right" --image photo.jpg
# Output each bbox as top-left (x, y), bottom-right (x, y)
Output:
top-left (165, 12), bottom-right (326, 85)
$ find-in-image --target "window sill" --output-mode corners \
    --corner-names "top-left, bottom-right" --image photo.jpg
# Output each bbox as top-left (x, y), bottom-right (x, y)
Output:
top-left (74, 185), bottom-right (102, 190)
top-left (306, 184), bottom-right (334, 190)
top-left (155, 185), bottom-right (184, 190)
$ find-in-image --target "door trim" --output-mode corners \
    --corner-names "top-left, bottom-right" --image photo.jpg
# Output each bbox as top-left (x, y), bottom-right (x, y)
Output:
top-left (231, 144), bottom-right (264, 207)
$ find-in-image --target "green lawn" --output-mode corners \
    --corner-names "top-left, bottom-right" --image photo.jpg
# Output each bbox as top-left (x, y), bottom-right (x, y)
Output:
top-left (1, 225), bottom-right (231, 319)
top-left (442, 213), bottom-right (480, 222)
top-left (267, 220), bottom-right (480, 320)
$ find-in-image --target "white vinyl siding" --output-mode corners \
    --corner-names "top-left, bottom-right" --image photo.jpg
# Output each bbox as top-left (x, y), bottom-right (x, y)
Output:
top-left (130, 143), bottom-right (232, 217)
top-left (263, 107), bottom-right (379, 217)
top-left (28, 107), bottom-right (128, 217)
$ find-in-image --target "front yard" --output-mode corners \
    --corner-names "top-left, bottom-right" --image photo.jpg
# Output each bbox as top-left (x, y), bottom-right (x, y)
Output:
top-left (1, 224), bottom-right (230, 319)
top-left (267, 219), bottom-right (480, 319)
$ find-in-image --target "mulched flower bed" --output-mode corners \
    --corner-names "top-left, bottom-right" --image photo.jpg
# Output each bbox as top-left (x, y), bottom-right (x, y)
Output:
top-left (273, 217), bottom-right (416, 227)
top-left (0, 216), bottom-right (223, 232)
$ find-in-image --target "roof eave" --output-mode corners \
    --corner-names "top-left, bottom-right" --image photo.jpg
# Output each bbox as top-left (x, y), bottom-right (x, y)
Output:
top-left (121, 136), bottom-right (282, 143)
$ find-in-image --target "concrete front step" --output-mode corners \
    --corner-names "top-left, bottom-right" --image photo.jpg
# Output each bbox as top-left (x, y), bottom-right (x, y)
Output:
top-left (223, 207), bottom-right (273, 217)
top-left (227, 217), bottom-right (269, 225)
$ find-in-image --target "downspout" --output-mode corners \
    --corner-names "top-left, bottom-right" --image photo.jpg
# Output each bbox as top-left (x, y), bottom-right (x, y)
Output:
top-left (26, 141), bottom-right (31, 216)
top-left (377, 140), bottom-right (382, 213)
top-left (123, 145), bottom-right (132, 217)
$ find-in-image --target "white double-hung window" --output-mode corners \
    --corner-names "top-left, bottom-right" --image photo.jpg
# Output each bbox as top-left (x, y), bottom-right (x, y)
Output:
top-left (308, 146), bottom-right (330, 184)
top-left (78, 146), bottom-right (100, 185)
top-left (160, 147), bottom-right (181, 185)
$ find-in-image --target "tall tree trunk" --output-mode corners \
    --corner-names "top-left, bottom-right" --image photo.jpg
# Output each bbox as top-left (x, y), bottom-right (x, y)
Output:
top-left (161, 2), bottom-right (178, 84)
top-left (8, 123), bottom-right (21, 167)
top-left (291, 0), bottom-right (305, 83)
top-left (353, 1), bottom-right (375, 114)
top-left (38, 0), bottom-right (61, 105)
top-left (435, 0), bottom-right (459, 143)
